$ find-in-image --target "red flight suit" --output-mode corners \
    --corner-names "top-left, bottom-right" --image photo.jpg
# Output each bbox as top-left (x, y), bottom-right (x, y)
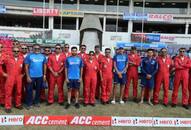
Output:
top-left (47, 53), bottom-right (65, 103)
top-left (124, 53), bottom-right (141, 99)
top-left (94, 53), bottom-right (104, 99)
top-left (84, 59), bottom-right (99, 104)
top-left (78, 52), bottom-right (88, 97)
top-left (0, 53), bottom-right (6, 105)
top-left (100, 56), bottom-right (113, 102)
top-left (4, 55), bottom-right (24, 109)
top-left (172, 56), bottom-right (191, 105)
top-left (189, 68), bottom-right (191, 105)
top-left (153, 56), bottom-right (172, 105)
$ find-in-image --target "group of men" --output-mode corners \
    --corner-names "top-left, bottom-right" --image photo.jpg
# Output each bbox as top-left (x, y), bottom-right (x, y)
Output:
top-left (0, 40), bottom-right (191, 113)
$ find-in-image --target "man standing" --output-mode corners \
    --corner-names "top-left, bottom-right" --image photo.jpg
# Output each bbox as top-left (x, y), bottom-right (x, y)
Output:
top-left (84, 51), bottom-right (99, 106)
top-left (111, 47), bottom-right (128, 104)
top-left (139, 49), bottom-right (158, 105)
top-left (124, 47), bottom-right (141, 102)
top-left (47, 44), bottom-right (65, 105)
top-left (63, 44), bottom-right (71, 57)
top-left (40, 47), bottom-right (51, 102)
top-left (153, 48), bottom-right (172, 106)
top-left (0, 43), bottom-right (7, 107)
top-left (4, 47), bottom-right (24, 113)
top-left (65, 47), bottom-right (83, 109)
top-left (78, 44), bottom-right (88, 97)
top-left (172, 48), bottom-right (190, 109)
top-left (100, 48), bottom-right (113, 105)
top-left (94, 45), bottom-right (104, 99)
top-left (25, 44), bottom-right (47, 109)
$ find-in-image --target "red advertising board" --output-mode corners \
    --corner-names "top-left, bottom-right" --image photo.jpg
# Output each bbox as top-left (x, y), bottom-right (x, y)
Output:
top-left (33, 8), bottom-right (59, 16)
top-left (24, 116), bottom-right (68, 126)
top-left (68, 116), bottom-right (111, 126)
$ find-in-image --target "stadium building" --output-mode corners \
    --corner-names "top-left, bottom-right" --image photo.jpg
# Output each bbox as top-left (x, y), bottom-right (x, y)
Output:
top-left (0, 0), bottom-right (191, 54)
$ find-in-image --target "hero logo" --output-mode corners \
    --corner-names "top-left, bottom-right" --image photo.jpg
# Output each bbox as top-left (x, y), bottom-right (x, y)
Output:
top-left (26, 116), bottom-right (49, 125)
top-left (70, 116), bottom-right (92, 125)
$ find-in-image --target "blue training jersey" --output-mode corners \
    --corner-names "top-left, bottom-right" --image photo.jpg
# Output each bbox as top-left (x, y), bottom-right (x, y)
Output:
top-left (24, 53), bottom-right (47, 78)
top-left (113, 54), bottom-right (128, 74)
top-left (65, 56), bottom-right (83, 80)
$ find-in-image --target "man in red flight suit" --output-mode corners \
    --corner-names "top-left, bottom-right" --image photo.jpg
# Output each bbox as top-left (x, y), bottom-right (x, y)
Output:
top-left (100, 48), bottom-right (113, 105)
top-left (4, 47), bottom-right (24, 113)
top-left (153, 48), bottom-right (172, 106)
top-left (78, 44), bottom-right (88, 97)
top-left (94, 45), bottom-right (104, 99)
top-left (172, 48), bottom-right (191, 109)
top-left (63, 44), bottom-right (71, 58)
top-left (84, 51), bottom-right (99, 106)
top-left (47, 44), bottom-right (65, 105)
top-left (124, 47), bottom-right (141, 102)
top-left (0, 43), bottom-right (6, 107)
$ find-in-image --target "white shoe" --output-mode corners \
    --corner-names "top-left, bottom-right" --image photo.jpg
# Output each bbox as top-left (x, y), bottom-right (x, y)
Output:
top-left (111, 100), bottom-right (116, 104)
top-left (119, 100), bottom-right (124, 104)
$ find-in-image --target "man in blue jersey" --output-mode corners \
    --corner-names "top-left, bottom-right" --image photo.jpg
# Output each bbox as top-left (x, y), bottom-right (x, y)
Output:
top-left (65, 46), bottom-right (83, 109)
top-left (139, 49), bottom-right (158, 106)
top-left (25, 44), bottom-right (47, 109)
top-left (111, 47), bottom-right (128, 104)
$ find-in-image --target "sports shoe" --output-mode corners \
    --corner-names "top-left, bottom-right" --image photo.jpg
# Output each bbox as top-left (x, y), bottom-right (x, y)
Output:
top-left (119, 100), bottom-right (124, 104)
top-left (75, 103), bottom-right (80, 109)
top-left (65, 103), bottom-right (71, 109)
top-left (111, 100), bottom-right (116, 104)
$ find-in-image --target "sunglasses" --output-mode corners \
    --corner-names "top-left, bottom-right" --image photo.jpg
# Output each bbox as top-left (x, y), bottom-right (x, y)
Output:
top-left (34, 48), bottom-right (40, 50)
top-left (22, 48), bottom-right (27, 50)
top-left (55, 48), bottom-right (61, 50)
top-left (45, 50), bottom-right (50, 52)
top-left (180, 51), bottom-right (185, 52)
top-left (13, 51), bottom-right (20, 53)
top-left (105, 51), bottom-right (111, 53)
top-left (65, 47), bottom-right (69, 48)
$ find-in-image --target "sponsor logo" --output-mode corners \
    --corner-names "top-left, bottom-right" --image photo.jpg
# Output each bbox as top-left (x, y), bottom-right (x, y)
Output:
top-left (69, 116), bottom-right (111, 126)
top-left (0, 115), bottom-right (24, 126)
top-left (24, 116), bottom-right (68, 126)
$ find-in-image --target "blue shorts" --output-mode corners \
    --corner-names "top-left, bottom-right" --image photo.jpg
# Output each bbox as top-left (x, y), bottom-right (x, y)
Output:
top-left (67, 79), bottom-right (80, 89)
top-left (140, 77), bottom-right (155, 89)
top-left (114, 73), bottom-right (127, 85)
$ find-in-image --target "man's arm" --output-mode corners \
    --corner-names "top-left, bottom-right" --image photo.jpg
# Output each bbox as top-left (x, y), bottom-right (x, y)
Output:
top-left (25, 64), bottom-right (32, 83)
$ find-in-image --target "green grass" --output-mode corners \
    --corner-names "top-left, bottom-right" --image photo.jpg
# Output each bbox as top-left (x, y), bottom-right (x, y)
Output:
top-left (0, 83), bottom-right (191, 130)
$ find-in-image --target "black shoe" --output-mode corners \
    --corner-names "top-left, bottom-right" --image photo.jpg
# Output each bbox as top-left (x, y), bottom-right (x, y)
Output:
top-left (171, 104), bottom-right (176, 108)
top-left (46, 103), bottom-right (53, 106)
top-left (5, 109), bottom-right (12, 113)
top-left (123, 97), bottom-right (128, 102)
top-left (90, 103), bottom-right (95, 107)
top-left (15, 105), bottom-right (23, 110)
top-left (59, 102), bottom-right (64, 106)
top-left (34, 104), bottom-right (40, 108)
top-left (153, 102), bottom-right (159, 106)
top-left (182, 105), bottom-right (189, 110)
top-left (25, 106), bottom-right (32, 110)
top-left (65, 103), bottom-right (71, 109)
top-left (101, 101), bottom-right (106, 105)
top-left (106, 101), bottom-right (110, 104)
top-left (83, 103), bottom-right (88, 107)
top-left (163, 103), bottom-right (168, 107)
top-left (0, 104), bottom-right (4, 107)
top-left (133, 98), bottom-right (138, 103)
top-left (75, 103), bottom-right (80, 109)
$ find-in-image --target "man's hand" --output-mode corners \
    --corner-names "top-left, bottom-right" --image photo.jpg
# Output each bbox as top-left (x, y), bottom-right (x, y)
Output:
top-left (66, 78), bottom-right (69, 83)
top-left (43, 75), bottom-right (46, 82)
top-left (3, 73), bottom-right (8, 78)
top-left (118, 72), bottom-right (123, 79)
top-left (146, 74), bottom-right (152, 80)
top-left (78, 77), bottom-right (82, 82)
top-left (27, 76), bottom-right (32, 83)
